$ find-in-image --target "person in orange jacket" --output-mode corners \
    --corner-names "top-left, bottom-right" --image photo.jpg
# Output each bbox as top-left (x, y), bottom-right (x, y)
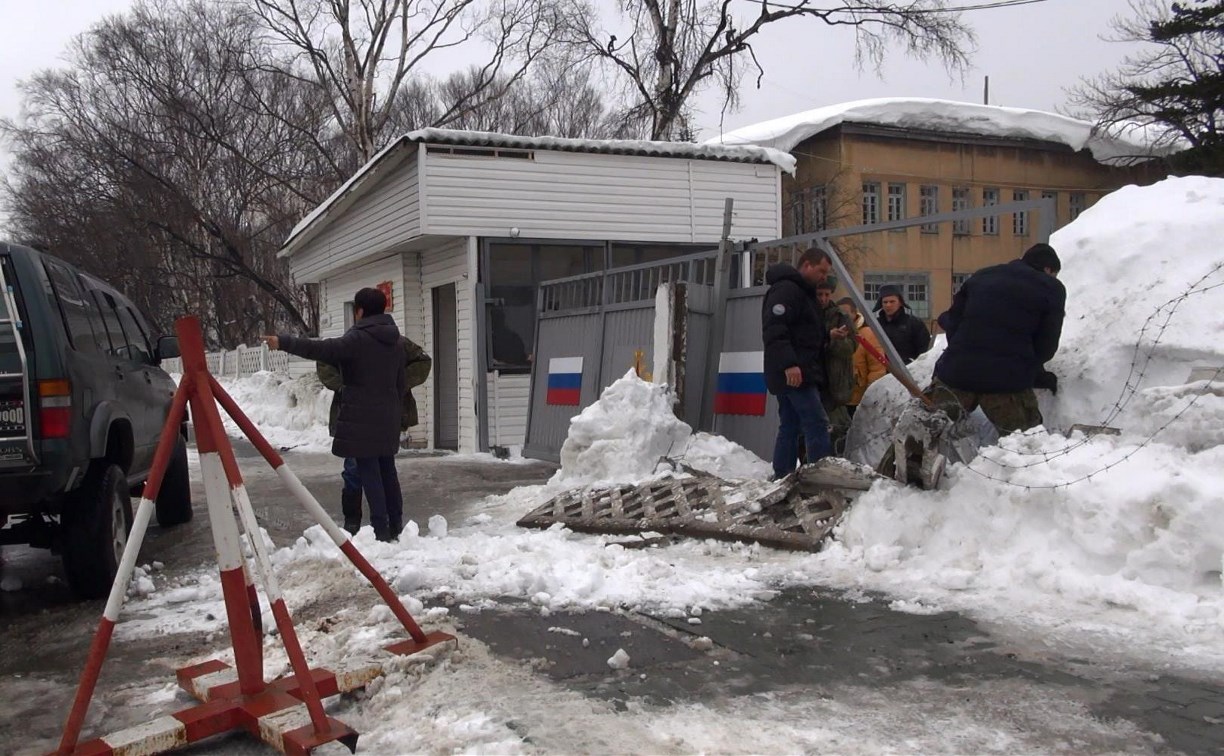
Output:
top-left (838, 297), bottom-right (889, 412)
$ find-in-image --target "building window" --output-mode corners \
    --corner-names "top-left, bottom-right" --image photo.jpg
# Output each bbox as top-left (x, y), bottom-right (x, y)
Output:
top-left (952, 272), bottom-right (972, 295)
top-left (920, 185), bottom-right (939, 234)
top-left (952, 187), bottom-right (972, 236)
top-left (862, 182), bottom-right (881, 225)
top-left (790, 189), bottom-right (807, 234)
top-left (1041, 190), bottom-right (1059, 228)
top-left (887, 183), bottom-right (906, 225)
top-left (484, 242), bottom-right (604, 373)
top-left (1013, 189), bottom-right (1030, 236)
top-left (810, 186), bottom-right (828, 232)
top-left (864, 272), bottom-right (931, 321)
top-left (1069, 192), bottom-right (1087, 221)
top-left (982, 187), bottom-right (999, 235)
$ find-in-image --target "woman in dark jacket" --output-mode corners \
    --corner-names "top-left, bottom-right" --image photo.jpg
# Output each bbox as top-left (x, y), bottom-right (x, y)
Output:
top-left (265, 287), bottom-right (406, 542)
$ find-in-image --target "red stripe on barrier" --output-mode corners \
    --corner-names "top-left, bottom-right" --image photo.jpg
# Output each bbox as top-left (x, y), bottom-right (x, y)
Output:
top-left (268, 598), bottom-right (330, 734)
top-left (219, 567), bottom-right (265, 696)
top-left (209, 376), bottom-right (285, 469)
top-left (56, 617), bottom-right (116, 754)
top-left (339, 541), bottom-right (429, 643)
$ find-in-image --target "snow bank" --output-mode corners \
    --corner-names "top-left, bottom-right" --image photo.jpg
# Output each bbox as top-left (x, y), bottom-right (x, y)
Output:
top-left (553, 371), bottom-right (770, 485)
top-left (213, 371), bottom-right (333, 452)
top-left (708, 97), bottom-right (1170, 165)
top-left (553, 371), bottom-right (691, 486)
top-left (836, 176), bottom-right (1224, 668)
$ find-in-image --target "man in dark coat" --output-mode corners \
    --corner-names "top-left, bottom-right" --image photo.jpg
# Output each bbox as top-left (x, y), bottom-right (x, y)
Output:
top-left (928, 243), bottom-right (1066, 433)
top-left (265, 287), bottom-right (407, 541)
top-left (318, 338), bottom-right (431, 534)
top-left (875, 284), bottom-right (931, 364)
top-left (762, 247), bottom-right (844, 479)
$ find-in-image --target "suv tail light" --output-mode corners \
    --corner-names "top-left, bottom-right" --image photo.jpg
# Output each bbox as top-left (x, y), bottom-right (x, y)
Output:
top-left (38, 379), bottom-right (72, 439)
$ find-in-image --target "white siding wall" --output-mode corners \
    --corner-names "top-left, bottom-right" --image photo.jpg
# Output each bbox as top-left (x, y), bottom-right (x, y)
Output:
top-left (319, 253), bottom-right (406, 338)
top-left (401, 250), bottom-right (428, 448)
top-left (420, 237), bottom-right (478, 453)
top-left (488, 372), bottom-right (530, 448)
top-left (422, 151), bottom-right (780, 243)
top-left (290, 155), bottom-right (420, 284)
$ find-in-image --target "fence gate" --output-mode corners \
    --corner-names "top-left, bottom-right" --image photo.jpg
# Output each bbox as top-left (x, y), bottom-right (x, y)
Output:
top-left (523, 197), bottom-right (1057, 466)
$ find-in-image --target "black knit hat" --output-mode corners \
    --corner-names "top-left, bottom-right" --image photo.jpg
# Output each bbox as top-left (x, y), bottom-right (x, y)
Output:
top-left (874, 284), bottom-right (907, 311)
top-left (1022, 243), bottom-right (1061, 274)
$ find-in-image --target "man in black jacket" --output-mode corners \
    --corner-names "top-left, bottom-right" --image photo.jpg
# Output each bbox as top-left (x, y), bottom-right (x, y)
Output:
top-left (762, 248), bottom-right (846, 479)
top-left (265, 288), bottom-right (407, 542)
top-left (875, 284), bottom-right (931, 364)
top-left (929, 243), bottom-right (1066, 433)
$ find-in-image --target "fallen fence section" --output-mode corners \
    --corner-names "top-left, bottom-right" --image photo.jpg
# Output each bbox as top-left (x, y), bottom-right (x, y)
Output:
top-left (517, 459), bottom-right (884, 552)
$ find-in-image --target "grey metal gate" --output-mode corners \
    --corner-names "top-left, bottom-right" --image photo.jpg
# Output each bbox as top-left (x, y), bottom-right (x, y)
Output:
top-left (523, 197), bottom-right (1057, 465)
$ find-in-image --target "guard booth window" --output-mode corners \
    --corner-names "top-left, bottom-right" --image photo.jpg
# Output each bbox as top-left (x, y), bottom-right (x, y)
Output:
top-left (483, 242), bottom-right (603, 374)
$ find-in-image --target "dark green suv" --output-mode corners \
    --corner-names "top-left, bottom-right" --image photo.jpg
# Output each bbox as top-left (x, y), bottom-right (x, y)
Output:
top-left (1, 242), bottom-right (192, 598)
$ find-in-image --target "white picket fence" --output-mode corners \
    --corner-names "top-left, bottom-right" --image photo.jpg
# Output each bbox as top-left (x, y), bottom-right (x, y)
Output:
top-left (162, 343), bottom-right (312, 379)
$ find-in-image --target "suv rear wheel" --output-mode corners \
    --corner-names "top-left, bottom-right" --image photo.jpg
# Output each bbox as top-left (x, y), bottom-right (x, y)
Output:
top-left (62, 463), bottom-right (132, 600)
top-left (155, 435), bottom-right (193, 527)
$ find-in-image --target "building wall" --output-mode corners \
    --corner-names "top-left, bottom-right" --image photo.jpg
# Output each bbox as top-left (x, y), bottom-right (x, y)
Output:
top-left (422, 149), bottom-right (780, 243)
top-left (291, 154), bottom-right (421, 284)
top-left (784, 126), bottom-right (1158, 322)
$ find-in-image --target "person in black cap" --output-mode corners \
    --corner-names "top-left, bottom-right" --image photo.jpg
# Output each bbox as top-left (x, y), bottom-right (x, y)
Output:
top-left (875, 284), bottom-right (931, 364)
top-left (926, 242), bottom-right (1066, 434)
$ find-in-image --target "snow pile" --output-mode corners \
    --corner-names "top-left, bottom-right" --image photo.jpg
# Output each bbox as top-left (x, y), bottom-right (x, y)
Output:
top-left (213, 371), bottom-right (333, 452)
top-left (709, 97), bottom-right (1170, 165)
top-left (554, 370), bottom-right (691, 485)
top-left (833, 176), bottom-right (1224, 665)
top-left (554, 371), bottom-right (770, 485)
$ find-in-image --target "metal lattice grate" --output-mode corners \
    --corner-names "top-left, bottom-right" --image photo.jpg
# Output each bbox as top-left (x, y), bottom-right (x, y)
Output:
top-left (517, 461), bottom-right (879, 552)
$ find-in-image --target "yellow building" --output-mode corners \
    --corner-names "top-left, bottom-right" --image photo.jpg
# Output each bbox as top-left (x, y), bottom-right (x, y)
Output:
top-left (713, 99), bottom-right (1166, 324)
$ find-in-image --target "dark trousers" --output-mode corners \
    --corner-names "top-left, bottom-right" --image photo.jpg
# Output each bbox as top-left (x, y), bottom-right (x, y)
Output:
top-left (772, 385), bottom-right (831, 479)
top-left (354, 456), bottom-right (403, 531)
top-left (341, 457), bottom-right (361, 494)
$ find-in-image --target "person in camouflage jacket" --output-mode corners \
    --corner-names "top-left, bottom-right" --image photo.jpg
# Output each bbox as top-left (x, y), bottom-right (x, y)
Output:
top-left (317, 336), bottom-right (431, 534)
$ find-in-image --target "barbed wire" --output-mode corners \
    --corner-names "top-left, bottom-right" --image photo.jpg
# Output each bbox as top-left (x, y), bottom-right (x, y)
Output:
top-left (857, 261), bottom-right (1224, 489)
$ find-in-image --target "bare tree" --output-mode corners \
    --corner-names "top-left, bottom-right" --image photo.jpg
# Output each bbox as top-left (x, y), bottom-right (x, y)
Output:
top-left (560, 0), bottom-right (974, 141)
top-left (250, 0), bottom-right (561, 163)
top-left (1068, 0), bottom-right (1223, 170)
top-left (1, 0), bottom-right (329, 344)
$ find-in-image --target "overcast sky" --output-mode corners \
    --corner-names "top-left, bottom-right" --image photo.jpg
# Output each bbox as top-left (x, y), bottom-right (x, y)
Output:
top-left (0, 0), bottom-right (1142, 230)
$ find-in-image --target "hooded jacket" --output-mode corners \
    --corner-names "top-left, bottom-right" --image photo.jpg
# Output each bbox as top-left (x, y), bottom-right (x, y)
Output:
top-left (851, 312), bottom-right (888, 405)
top-left (317, 337), bottom-right (431, 436)
top-left (934, 258), bottom-right (1066, 394)
top-left (761, 263), bottom-right (828, 395)
top-left (279, 313), bottom-right (407, 458)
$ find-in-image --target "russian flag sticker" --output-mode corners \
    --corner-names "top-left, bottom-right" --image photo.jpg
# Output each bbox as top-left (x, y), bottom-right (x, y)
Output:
top-left (546, 357), bottom-right (583, 406)
top-left (713, 351), bottom-right (767, 416)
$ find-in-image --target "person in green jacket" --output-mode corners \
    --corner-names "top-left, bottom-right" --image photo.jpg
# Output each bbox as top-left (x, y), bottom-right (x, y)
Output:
top-left (816, 280), bottom-right (856, 455)
top-left (317, 336), bottom-right (432, 534)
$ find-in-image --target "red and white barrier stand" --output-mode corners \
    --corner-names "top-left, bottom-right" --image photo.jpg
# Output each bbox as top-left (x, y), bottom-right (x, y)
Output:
top-left (55, 316), bottom-right (455, 756)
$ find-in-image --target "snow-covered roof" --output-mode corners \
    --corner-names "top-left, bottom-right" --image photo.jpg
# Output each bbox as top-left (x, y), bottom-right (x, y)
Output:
top-left (706, 98), bottom-right (1172, 165)
top-left (281, 129), bottom-right (794, 254)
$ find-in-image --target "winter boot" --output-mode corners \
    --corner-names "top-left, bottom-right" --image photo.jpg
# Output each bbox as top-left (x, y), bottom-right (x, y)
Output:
top-left (340, 489), bottom-right (363, 535)
top-left (389, 516), bottom-right (403, 541)
top-left (372, 521), bottom-right (393, 543)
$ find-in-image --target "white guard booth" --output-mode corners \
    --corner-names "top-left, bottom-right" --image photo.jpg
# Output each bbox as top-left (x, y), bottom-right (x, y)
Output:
top-left (279, 129), bottom-right (789, 454)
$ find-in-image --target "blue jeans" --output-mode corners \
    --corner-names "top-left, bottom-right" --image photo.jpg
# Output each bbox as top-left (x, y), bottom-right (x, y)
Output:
top-left (354, 456), bottom-right (403, 531)
top-left (341, 457), bottom-right (361, 494)
top-left (772, 386), bottom-right (832, 479)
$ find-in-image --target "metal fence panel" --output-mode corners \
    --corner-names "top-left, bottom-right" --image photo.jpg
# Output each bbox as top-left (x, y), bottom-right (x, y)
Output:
top-left (523, 311), bottom-right (607, 462)
top-left (710, 288), bottom-right (776, 462)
